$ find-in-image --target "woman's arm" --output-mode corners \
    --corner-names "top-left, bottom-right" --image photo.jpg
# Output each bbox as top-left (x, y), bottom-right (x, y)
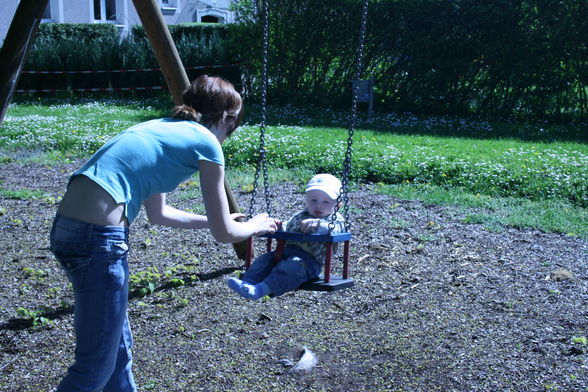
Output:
top-left (144, 160), bottom-right (274, 242)
top-left (144, 192), bottom-right (214, 229)
top-left (198, 160), bottom-right (277, 242)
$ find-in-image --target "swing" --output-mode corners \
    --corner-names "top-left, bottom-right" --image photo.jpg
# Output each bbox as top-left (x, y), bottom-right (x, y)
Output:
top-left (243, 0), bottom-right (369, 292)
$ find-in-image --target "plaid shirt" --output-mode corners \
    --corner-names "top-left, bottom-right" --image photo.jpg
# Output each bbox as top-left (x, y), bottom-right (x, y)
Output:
top-left (282, 210), bottom-right (345, 265)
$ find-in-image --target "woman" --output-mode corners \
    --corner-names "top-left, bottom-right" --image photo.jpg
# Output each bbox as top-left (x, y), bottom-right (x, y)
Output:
top-left (49, 75), bottom-right (277, 392)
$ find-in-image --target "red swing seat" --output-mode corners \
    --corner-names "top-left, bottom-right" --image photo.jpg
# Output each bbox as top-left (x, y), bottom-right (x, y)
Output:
top-left (245, 231), bottom-right (354, 292)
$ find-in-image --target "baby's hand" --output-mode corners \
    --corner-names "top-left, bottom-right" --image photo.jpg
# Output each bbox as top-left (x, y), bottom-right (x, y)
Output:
top-left (299, 218), bottom-right (320, 233)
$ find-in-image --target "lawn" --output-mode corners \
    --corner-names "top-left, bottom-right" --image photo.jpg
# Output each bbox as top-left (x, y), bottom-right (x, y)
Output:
top-left (1, 97), bottom-right (587, 237)
top-left (0, 99), bottom-right (587, 392)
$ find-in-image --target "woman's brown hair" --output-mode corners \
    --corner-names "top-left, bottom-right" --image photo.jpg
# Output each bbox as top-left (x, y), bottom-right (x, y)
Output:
top-left (171, 75), bottom-right (244, 137)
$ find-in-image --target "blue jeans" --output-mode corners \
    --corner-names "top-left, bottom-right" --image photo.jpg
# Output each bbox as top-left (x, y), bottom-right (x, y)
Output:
top-left (49, 214), bottom-right (136, 392)
top-left (243, 246), bottom-right (321, 296)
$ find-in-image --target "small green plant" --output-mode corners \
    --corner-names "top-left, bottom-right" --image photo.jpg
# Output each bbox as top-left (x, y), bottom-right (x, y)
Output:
top-left (22, 267), bottom-right (48, 282)
top-left (388, 218), bottom-right (409, 229)
top-left (19, 284), bottom-right (31, 294)
top-left (348, 206), bottom-right (364, 214)
top-left (129, 267), bottom-right (162, 297)
top-left (170, 278), bottom-right (185, 288)
top-left (416, 234), bottom-right (436, 242)
top-left (16, 307), bottom-right (51, 327)
top-left (571, 336), bottom-right (587, 345)
top-left (175, 297), bottom-right (189, 308)
top-left (164, 266), bottom-right (179, 278)
top-left (47, 287), bottom-right (61, 298)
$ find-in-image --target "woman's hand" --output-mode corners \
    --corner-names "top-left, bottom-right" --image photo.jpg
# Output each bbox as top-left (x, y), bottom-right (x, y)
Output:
top-left (199, 161), bottom-right (279, 242)
top-left (249, 213), bottom-right (278, 236)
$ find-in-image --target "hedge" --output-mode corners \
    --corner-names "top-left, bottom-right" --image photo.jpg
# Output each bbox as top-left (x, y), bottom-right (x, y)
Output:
top-left (20, 23), bottom-right (239, 94)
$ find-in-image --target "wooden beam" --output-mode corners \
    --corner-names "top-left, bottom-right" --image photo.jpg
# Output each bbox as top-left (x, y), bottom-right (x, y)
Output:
top-left (131, 0), bottom-right (248, 260)
top-left (0, 0), bottom-right (48, 125)
top-left (131, 0), bottom-right (188, 105)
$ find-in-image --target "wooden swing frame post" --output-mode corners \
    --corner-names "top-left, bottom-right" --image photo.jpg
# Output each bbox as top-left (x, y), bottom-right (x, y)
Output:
top-left (0, 0), bottom-right (49, 125)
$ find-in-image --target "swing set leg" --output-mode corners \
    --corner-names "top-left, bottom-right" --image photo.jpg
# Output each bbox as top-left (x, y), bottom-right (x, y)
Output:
top-left (245, 236), bottom-right (254, 269)
top-left (323, 242), bottom-right (333, 283)
top-left (343, 240), bottom-right (350, 279)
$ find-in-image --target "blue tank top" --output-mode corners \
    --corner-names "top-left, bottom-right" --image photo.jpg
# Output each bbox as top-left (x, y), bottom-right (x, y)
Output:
top-left (73, 118), bottom-right (224, 223)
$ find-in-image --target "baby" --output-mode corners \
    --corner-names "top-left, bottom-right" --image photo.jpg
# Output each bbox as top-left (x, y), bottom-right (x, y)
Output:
top-left (227, 174), bottom-right (345, 300)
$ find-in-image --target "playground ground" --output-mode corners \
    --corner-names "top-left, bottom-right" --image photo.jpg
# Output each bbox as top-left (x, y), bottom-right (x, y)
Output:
top-left (0, 161), bottom-right (586, 392)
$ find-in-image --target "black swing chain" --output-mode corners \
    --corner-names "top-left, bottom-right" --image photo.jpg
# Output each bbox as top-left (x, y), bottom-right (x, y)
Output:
top-left (248, 0), bottom-right (272, 219)
top-left (249, 0), bottom-right (369, 233)
top-left (329, 0), bottom-right (369, 234)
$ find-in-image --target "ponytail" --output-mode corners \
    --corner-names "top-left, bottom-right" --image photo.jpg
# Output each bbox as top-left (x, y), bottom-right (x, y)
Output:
top-left (171, 104), bottom-right (202, 122)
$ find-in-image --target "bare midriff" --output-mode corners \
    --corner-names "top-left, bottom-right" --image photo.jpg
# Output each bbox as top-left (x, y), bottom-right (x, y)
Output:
top-left (57, 175), bottom-right (129, 227)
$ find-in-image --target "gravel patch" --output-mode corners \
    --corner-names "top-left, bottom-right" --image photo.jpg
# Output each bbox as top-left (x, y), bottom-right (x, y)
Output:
top-left (0, 162), bottom-right (587, 392)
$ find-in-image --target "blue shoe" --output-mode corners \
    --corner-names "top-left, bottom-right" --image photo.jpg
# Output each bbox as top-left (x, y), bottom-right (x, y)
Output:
top-left (227, 277), bottom-right (244, 294)
top-left (239, 282), bottom-right (271, 301)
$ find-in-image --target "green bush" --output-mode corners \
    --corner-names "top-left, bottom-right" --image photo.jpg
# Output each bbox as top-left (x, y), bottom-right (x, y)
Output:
top-left (231, 0), bottom-right (588, 121)
top-left (21, 23), bottom-right (238, 93)
top-left (34, 23), bottom-right (119, 43)
top-left (131, 22), bottom-right (229, 43)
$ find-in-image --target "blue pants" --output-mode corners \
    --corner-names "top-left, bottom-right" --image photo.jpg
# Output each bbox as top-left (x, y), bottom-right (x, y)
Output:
top-left (49, 214), bottom-right (136, 392)
top-left (243, 246), bottom-right (321, 296)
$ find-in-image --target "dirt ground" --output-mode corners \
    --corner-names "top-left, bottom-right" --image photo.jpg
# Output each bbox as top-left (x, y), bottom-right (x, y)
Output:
top-left (0, 161), bottom-right (587, 392)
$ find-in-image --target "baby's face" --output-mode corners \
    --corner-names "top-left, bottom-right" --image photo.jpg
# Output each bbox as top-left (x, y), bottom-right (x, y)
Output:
top-left (305, 190), bottom-right (337, 218)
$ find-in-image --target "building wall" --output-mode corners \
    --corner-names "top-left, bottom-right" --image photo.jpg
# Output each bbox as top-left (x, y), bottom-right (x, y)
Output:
top-left (0, 0), bottom-right (235, 45)
top-left (0, 0), bottom-right (19, 45)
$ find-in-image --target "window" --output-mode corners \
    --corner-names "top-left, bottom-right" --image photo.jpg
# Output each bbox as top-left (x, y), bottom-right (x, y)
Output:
top-left (160, 0), bottom-right (178, 11)
top-left (196, 8), bottom-right (229, 24)
top-left (201, 15), bottom-right (219, 23)
top-left (94, 0), bottom-right (117, 21)
top-left (161, 0), bottom-right (177, 6)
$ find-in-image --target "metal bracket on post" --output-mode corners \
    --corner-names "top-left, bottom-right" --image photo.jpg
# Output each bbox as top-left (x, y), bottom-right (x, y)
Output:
top-left (352, 78), bottom-right (374, 120)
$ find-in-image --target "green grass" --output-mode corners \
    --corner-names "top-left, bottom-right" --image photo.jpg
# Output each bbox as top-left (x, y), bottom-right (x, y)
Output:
top-left (0, 98), bottom-right (169, 156)
top-left (224, 124), bottom-right (588, 207)
top-left (1, 98), bottom-right (587, 237)
top-left (0, 187), bottom-right (53, 202)
top-left (377, 183), bottom-right (588, 238)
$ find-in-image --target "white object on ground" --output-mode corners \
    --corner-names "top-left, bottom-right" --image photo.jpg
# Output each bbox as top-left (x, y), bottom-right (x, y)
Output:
top-left (290, 346), bottom-right (318, 373)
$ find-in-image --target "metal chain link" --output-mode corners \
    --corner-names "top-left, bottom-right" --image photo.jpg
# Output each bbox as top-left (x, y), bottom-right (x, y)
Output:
top-left (329, 0), bottom-right (369, 233)
top-left (250, 0), bottom-right (368, 230)
top-left (248, 0), bottom-right (272, 218)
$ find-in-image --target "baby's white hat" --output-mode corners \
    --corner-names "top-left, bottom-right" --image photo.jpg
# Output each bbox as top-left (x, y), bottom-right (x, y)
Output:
top-left (305, 173), bottom-right (342, 200)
